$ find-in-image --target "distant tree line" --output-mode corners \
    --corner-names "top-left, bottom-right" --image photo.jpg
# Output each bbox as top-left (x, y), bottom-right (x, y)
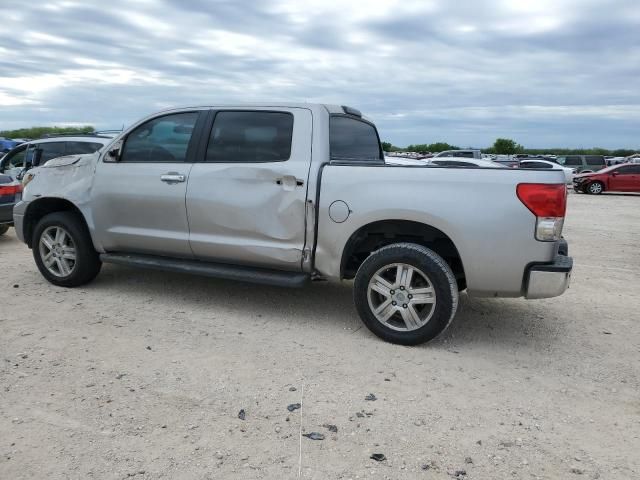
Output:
top-left (0, 126), bottom-right (95, 139)
top-left (383, 138), bottom-right (637, 156)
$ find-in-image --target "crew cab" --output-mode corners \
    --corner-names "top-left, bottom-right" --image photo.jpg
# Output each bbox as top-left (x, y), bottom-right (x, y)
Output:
top-left (13, 104), bottom-right (573, 345)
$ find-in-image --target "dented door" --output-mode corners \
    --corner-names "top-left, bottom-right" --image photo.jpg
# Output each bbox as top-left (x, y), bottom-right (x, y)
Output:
top-left (185, 108), bottom-right (313, 271)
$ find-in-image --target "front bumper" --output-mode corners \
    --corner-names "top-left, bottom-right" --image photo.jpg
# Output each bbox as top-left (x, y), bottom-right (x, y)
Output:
top-left (12, 200), bottom-right (27, 242)
top-left (525, 253), bottom-right (573, 299)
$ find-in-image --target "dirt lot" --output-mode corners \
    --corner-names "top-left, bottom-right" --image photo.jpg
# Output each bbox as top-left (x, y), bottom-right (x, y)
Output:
top-left (1, 192), bottom-right (639, 480)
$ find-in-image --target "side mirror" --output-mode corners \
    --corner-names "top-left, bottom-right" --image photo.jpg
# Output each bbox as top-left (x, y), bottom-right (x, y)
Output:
top-left (105, 140), bottom-right (123, 162)
top-left (16, 168), bottom-right (26, 181)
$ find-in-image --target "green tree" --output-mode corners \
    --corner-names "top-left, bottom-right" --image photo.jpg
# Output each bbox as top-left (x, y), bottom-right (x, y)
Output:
top-left (0, 126), bottom-right (95, 140)
top-left (405, 142), bottom-right (459, 153)
top-left (491, 138), bottom-right (524, 155)
top-left (381, 141), bottom-right (394, 152)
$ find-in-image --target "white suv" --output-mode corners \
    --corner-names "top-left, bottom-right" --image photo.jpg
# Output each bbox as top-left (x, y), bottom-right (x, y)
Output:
top-left (0, 135), bottom-right (114, 178)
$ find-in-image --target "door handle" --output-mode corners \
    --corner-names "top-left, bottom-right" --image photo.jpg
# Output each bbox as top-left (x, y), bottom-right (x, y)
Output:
top-left (161, 173), bottom-right (186, 183)
top-left (275, 176), bottom-right (304, 189)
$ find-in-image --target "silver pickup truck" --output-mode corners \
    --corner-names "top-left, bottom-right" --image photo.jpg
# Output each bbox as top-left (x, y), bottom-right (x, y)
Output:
top-left (13, 103), bottom-right (572, 345)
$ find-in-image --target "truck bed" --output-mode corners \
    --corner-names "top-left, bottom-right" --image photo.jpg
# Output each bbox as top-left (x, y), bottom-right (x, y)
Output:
top-left (314, 164), bottom-right (565, 297)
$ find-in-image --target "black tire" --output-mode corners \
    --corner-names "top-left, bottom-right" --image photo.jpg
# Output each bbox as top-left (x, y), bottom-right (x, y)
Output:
top-left (0, 224), bottom-right (9, 236)
top-left (587, 181), bottom-right (604, 195)
top-left (32, 211), bottom-right (101, 287)
top-left (354, 243), bottom-right (459, 346)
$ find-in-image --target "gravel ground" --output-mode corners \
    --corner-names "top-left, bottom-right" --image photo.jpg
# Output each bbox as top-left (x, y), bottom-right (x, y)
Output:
top-left (1, 192), bottom-right (639, 479)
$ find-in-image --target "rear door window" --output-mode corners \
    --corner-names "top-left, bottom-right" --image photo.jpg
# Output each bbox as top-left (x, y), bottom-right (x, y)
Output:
top-left (564, 156), bottom-right (583, 166)
top-left (206, 111), bottom-right (293, 162)
top-left (521, 161), bottom-right (552, 169)
top-left (66, 141), bottom-right (105, 155)
top-left (585, 155), bottom-right (605, 166)
top-left (452, 151), bottom-right (474, 158)
top-left (36, 142), bottom-right (67, 165)
top-left (330, 116), bottom-right (382, 162)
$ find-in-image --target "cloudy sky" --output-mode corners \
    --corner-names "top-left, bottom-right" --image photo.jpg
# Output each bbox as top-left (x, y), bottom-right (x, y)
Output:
top-left (0, 0), bottom-right (638, 148)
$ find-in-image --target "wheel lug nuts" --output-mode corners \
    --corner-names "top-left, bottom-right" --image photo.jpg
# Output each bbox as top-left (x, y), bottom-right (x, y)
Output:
top-left (408, 294), bottom-right (413, 299)
top-left (400, 286), bottom-right (405, 290)
top-left (402, 304), bottom-right (408, 309)
top-left (392, 301), bottom-right (397, 306)
top-left (390, 290), bottom-right (395, 295)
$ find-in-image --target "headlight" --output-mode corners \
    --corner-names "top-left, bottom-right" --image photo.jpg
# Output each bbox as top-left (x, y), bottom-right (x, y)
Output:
top-left (22, 172), bottom-right (36, 188)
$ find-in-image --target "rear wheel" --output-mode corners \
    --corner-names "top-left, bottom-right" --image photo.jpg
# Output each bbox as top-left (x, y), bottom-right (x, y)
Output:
top-left (587, 181), bottom-right (604, 195)
top-left (32, 212), bottom-right (101, 287)
top-left (354, 243), bottom-right (459, 345)
top-left (0, 225), bottom-right (9, 236)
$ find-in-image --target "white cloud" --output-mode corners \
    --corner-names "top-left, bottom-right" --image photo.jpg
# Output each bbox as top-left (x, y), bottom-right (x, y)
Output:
top-left (0, 0), bottom-right (638, 148)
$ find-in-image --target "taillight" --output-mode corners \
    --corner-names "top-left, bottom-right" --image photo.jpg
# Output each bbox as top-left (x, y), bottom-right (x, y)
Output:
top-left (0, 183), bottom-right (22, 196)
top-left (517, 183), bottom-right (566, 241)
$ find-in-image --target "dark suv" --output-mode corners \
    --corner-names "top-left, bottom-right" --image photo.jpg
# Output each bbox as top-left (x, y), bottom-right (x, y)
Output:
top-left (556, 155), bottom-right (606, 173)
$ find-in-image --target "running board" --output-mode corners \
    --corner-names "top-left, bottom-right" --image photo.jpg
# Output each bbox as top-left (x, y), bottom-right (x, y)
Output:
top-left (99, 253), bottom-right (309, 288)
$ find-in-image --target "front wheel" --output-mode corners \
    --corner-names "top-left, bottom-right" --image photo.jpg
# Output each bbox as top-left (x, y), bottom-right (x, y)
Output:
top-left (587, 181), bottom-right (604, 195)
top-left (354, 243), bottom-right (459, 345)
top-left (32, 212), bottom-right (101, 287)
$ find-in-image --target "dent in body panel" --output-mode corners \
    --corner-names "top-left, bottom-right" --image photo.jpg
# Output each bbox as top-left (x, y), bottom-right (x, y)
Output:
top-left (23, 154), bottom-right (100, 244)
top-left (187, 165), bottom-right (310, 269)
top-left (189, 166), bottom-right (303, 241)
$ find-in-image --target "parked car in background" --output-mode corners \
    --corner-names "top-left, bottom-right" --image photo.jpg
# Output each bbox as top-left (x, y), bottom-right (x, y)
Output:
top-left (556, 155), bottom-right (606, 173)
top-left (573, 163), bottom-right (640, 194)
top-left (384, 156), bottom-right (504, 168)
top-left (433, 149), bottom-right (482, 159)
top-left (492, 155), bottom-right (519, 168)
top-left (0, 137), bottom-right (23, 153)
top-left (13, 103), bottom-right (572, 346)
top-left (0, 174), bottom-right (22, 235)
top-left (605, 157), bottom-right (627, 166)
top-left (429, 158), bottom-right (504, 168)
top-left (0, 135), bottom-right (112, 178)
top-left (519, 159), bottom-right (576, 183)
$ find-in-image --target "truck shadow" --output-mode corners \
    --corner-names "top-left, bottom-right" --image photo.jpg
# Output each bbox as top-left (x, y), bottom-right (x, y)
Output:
top-left (94, 265), bottom-right (560, 348)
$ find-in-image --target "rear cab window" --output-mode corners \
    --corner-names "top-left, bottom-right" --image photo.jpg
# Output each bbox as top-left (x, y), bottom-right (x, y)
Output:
top-left (329, 116), bottom-right (383, 163)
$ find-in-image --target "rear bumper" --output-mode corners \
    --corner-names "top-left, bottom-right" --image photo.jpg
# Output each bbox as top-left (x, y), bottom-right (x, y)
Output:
top-left (524, 253), bottom-right (573, 299)
top-left (0, 202), bottom-right (14, 225)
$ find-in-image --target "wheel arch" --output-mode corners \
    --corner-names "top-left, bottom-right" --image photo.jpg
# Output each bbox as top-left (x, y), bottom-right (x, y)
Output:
top-left (340, 219), bottom-right (466, 290)
top-left (587, 179), bottom-right (605, 193)
top-left (23, 197), bottom-right (89, 248)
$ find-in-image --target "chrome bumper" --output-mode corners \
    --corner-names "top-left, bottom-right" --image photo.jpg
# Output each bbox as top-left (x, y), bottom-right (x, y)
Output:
top-left (525, 254), bottom-right (573, 299)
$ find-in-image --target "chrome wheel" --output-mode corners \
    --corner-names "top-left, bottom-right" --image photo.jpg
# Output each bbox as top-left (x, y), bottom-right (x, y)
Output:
top-left (367, 263), bottom-right (436, 331)
top-left (588, 182), bottom-right (603, 194)
top-left (39, 226), bottom-right (77, 277)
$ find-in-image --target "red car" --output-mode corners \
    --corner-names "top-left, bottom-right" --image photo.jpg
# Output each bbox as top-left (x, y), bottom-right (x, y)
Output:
top-left (573, 163), bottom-right (640, 194)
